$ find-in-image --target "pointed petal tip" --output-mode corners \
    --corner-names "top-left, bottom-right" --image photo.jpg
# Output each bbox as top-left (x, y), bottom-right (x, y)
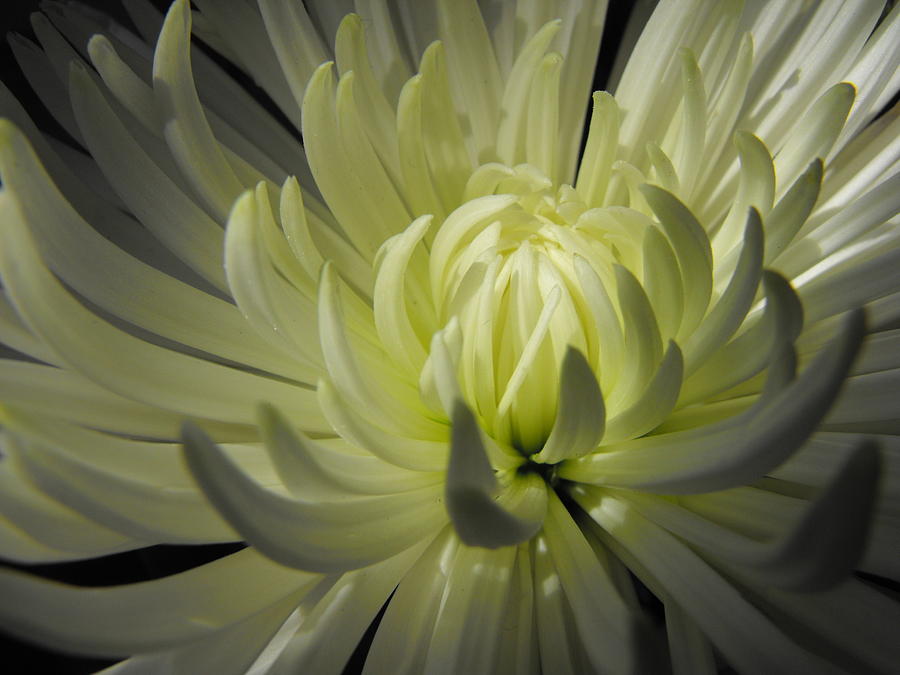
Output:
top-left (446, 400), bottom-right (545, 548)
top-left (255, 400), bottom-right (279, 428)
top-left (767, 437), bottom-right (881, 592)
top-left (180, 420), bottom-right (213, 454)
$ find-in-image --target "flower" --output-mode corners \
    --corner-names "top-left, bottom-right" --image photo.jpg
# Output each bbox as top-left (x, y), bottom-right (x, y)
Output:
top-left (0, 0), bottom-right (898, 672)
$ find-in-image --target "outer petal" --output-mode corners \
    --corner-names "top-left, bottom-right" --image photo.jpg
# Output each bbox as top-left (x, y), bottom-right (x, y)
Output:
top-left (181, 424), bottom-right (446, 572)
top-left (0, 549), bottom-right (320, 657)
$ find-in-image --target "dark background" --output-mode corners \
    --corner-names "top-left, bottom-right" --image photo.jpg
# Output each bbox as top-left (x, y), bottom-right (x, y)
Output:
top-left (0, 1), bottom-right (633, 673)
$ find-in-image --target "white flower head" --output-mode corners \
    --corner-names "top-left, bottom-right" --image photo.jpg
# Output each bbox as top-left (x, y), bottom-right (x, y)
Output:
top-left (0, 0), bottom-right (898, 673)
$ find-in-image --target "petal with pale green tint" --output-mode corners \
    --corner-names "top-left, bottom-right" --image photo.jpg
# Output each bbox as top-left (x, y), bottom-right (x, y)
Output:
top-left (681, 270), bottom-right (804, 404)
top-left (575, 490), bottom-right (840, 675)
top-left (271, 538), bottom-right (435, 673)
top-left (774, 82), bottom-right (855, 194)
top-left (794, 231), bottom-right (900, 325)
top-left (99, 591), bottom-right (307, 675)
top-left (301, 63), bottom-right (384, 259)
top-left (641, 224), bottom-right (684, 340)
top-left (334, 14), bottom-right (401, 184)
top-left (765, 160), bottom-right (824, 265)
top-left (0, 440), bottom-right (137, 562)
top-left (0, 1), bottom-right (896, 671)
top-left (7, 430), bottom-right (236, 545)
top-left (526, 52), bottom-right (562, 182)
top-left (806, 171), bottom-right (900, 267)
top-left (422, 541), bottom-right (517, 675)
top-left (665, 601), bottom-right (716, 675)
top-left (0, 193), bottom-right (326, 430)
top-left (684, 207), bottom-right (764, 373)
top-left (494, 285), bottom-right (562, 432)
top-left (181, 423), bottom-right (445, 573)
top-left (602, 340), bottom-right (683, 444)
top-left (257, 403), bottom-right (441, 497)
top-left (279, 176), bottom-right (325, 280)
top-left (362, 527), bottom-right (458, 674)
top-left (0, 359), bottom-right (249, 441)
top-left (563, 310), bottom-right (865, 493)
top-left (0, 292), bottom-right (57, 365)
top-left (153, 0), bottom-right (244, 222)
top-left (228, 185), bottom-right (323, 366)
top-left (397, 75), bottom-right (445, 221)
top-left (374, 216), bottom-right (432, 375)
top-left (575, 91), bottom-right (619, 207)
top-left (429, 194), bottom-right (518, 296)
top-left (493, 544), bottom-right (540, 675)
top-left (417, 40), bottom-right (470, 211)
top-left (316, 378), bottom-right (448, 472)
top-left (543, 493), bottom-right (637, 674)
top-left (190, 0), bottom-right (298, 127)
top-left (605, 265), bottom-right (662, 411)
top-left (87, 34), bottom-right (159, 134)
top-left (0, 120), bottom-right (300, 380)
top-left (711, 132), bottom-right (774, 269)
top-left (618, 438), bottom-right (879, 591)
top-left (646, 142), bottom-right (680, 203)
top-left (333, 69), bottom-right (412, 237)
top-left (436, 0), bottom-right (502, 162)
top-left (639, 185), bottom-right (712, 341)
top-left (257, 0), bottom-right (328, 108)
top-left (672, 48), bottom-right (706, 196)
top-left (0, 548), bottom-right (319, 657)
top-left (574, 254), bottom-right (624, 392)
top-left (497, 20), bottom-right (561, 167)
top-left (317, 262), bottom-right (441, 440)
top-left (446, 402), bottom-right (545, 548)
top-left (532, 347), bottom-right (605, 464)
top-left (532, 534), bottom-right (592, 674)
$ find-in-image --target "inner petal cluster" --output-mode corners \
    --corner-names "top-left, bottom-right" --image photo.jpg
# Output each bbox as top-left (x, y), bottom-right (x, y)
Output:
top-left (381, 157), bottom-right (684, 469)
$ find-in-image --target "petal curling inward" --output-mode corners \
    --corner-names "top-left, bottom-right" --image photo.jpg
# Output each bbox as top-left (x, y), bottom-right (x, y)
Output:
top-left (617, 438), bottom-right (881, 592)
top-left (257, 402), bottom-right (442, 497)
top-left (153, 0), bottom-right (245, 223)
top-left (0, 191), bottom-right (326, 432)
top-left (224, 186), bottom-right (324, 374)
top-left (0, 119), bottom-right (302, 382)
top-left (181, 423), bottom-right (446, 573)
top-left (446, 401), bottom-right (546, 548)
top-left (373, 215), bottom-right (432, 376)
top-left (69, 58), bottom-right (230, 293)
top-left (562, 309), bottom-right (867, 493)
top-left (531, 347), bottom-right (605, 464)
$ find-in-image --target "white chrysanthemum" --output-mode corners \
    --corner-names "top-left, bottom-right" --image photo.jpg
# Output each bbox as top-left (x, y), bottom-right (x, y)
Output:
top-left (0, 0), bottom-right (898, 673)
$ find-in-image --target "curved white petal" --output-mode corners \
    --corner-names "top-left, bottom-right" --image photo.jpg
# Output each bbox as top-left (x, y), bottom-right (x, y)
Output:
top-left (0, 192), bottom-right (327, 430)
top-left (153, 0), bottom-right (245, 222)
top-left (563, 309), bottom-right (865, 492)
top-left (0, 548), bottom-right (319, 657)
top-left (532, 347), bottom-right (605, 464)
top-left (575, 490), bottom-right (841, 675)
top-left (446, 401), bottom-right (546, 548)
top-left (181, 423), bottom-right (445, 572)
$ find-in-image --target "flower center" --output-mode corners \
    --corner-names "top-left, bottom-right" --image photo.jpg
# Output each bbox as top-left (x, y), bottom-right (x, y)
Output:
top-left (427, 163), bottom-right (652, 454)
